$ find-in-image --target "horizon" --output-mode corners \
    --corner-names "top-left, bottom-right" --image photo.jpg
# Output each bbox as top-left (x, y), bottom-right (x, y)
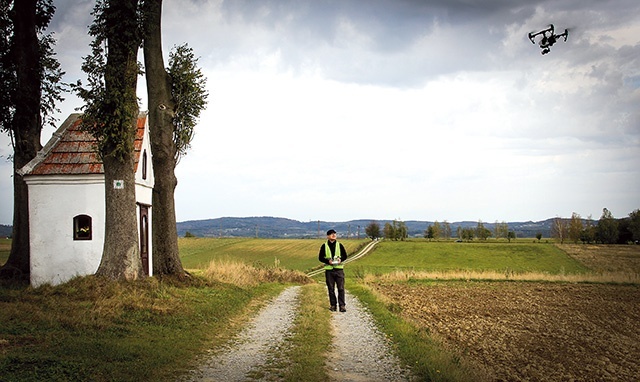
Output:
top-left (173, 214), bottom-right (612, 224)
top-left (2, 210), bottom-right (635, 229)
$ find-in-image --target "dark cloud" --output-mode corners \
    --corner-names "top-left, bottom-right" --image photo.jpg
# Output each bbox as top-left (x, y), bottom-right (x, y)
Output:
top-left (1, 0), bottom-right (638, 224)
top-left (184, 0), bottom-right (634, 88)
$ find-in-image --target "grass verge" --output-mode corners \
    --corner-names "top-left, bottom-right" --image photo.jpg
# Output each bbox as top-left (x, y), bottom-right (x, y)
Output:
top-left (348, 282), bottom-right (488, 382)
top-left (0, 273), bottom-right (294, 382)
top-left (277, 282), bottom-right (332, 382)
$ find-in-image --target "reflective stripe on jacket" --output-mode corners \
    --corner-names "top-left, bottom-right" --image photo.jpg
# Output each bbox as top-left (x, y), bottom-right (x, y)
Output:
top-left (324, 241), bottom-right (344, 270)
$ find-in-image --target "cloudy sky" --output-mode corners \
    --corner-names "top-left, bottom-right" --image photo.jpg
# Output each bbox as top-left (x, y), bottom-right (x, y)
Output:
top-left (1, 0), bottom-right (639, 225)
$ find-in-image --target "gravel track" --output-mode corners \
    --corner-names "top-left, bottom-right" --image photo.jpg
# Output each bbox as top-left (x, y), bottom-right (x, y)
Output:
top-left (182, 285), bottom-right (411, 381)
top-left (327, 290), bottom-right (412, 382)
top-left (182, 286), bottom-right (301, 382)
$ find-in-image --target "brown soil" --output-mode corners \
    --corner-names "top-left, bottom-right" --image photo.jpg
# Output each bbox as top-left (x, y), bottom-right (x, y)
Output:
top-left (374, 281), bottom-right (640, 381)
top-left (370, 244), bottom-right (640, 381)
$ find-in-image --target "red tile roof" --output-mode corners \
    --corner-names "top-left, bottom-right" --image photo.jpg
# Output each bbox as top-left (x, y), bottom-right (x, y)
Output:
top-left (23, 113), bottom-right (148, 176)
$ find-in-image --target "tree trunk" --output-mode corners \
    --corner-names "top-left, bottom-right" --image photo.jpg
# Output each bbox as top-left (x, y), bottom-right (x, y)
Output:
top-left (1, 0), bottom-right (41, 281)
top-left (98, 152), bottom-right (142, 280)
top-left (143, 0), bottom-right (186, 276)
top-left (95, 0), bottom-right (143, 281)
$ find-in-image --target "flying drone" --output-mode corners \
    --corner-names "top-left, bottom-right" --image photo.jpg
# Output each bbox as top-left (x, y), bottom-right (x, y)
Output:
top-left (528, 24), bottom-right (569, 55)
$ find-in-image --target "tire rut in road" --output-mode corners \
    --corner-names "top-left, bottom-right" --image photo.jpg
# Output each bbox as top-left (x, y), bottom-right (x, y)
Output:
top-left (182, 285), bottom-right (412, 381)
top-left (327, 290), bottom-right (412, 382)
top-left (182, 286), bottom-right (301, 381)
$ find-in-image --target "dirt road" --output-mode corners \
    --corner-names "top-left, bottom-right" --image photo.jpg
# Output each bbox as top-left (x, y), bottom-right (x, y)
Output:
top-left (183, 286), bottom-right (302, 381)
top-left (183, 285), bottom-right (411, 381)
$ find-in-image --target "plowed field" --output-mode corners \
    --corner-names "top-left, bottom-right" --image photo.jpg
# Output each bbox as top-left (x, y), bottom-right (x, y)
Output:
top-left (375, 282), bottom-right (640, 381)
top-left (371, 242), bottom-right (640, 382)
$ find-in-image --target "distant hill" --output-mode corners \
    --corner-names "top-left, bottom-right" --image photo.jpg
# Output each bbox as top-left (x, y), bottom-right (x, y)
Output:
top-left (0, 217), bottom-right (559, 240)
top-left (176, 217), bottom-right (557, 239)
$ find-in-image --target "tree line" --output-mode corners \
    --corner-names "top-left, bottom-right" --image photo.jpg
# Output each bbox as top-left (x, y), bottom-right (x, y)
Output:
top-left (551, 208), bottom-right (640, 244)
top-left (1, 0), bottom-right (207, 282)
top-left (363, 208), bottom-right (640, 244)
top-left (365, 219), bottom-right (510, 242)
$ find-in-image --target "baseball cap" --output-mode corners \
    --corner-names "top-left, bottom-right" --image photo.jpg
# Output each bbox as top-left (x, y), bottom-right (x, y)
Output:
top-left (326, 229), bottom-right (337, 235)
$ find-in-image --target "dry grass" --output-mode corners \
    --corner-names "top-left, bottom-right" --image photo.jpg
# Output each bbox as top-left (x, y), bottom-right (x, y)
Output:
top-left (0, 274), bottom-right (270, 381)
top-left (366, 269), bottom-right (640, 284)
top-left (560, 243), bottom-right (640, 273)
top-left (202, 259), bottom-right (312, 287)
top-left (0, 238), bottom-right (10, 266)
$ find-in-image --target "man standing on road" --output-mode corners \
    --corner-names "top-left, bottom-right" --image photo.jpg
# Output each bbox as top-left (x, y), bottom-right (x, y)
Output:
top-left (318, 229), bottom-right (348, 312)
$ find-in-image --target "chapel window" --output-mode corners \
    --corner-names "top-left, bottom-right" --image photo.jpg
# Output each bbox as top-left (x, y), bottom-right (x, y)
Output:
top-left (142, 150), bottom-right (148, 180)
top-left (73, 215), bottom-right (92, 240)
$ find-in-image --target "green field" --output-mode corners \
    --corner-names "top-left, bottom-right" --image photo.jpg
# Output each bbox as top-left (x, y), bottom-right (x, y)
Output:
top-left (178, 237), bottom-right (590, 276)
top-left (178, 237), bottom-right (368, 272)
top-left (351, 239), bottom-right (590, 275)
top-left (2, 238), bottom-right (590, 277)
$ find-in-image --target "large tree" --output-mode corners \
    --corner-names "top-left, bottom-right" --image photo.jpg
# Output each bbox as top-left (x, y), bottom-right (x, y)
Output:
top-left (441, 220), bottom-right (452, 240)
top-left (629, 209), bottom-right (640, 243)
top-left (475, 220), bottom-right (491, 241)
top-left (0, 0), bottom-right (63, 280)
top-left (365, 221), bottom-right (381, 240)
top-left (551, 216), bottom-right (568, 244)
top-left (142, 0), bottom-right (207, 276)
top-left (596, 208), bottom-right (618, 244)
top-left (568, 212), bottom-right (583, 244)
top-left (74, 0), bottom-right (143, 280)
top-left (494, 220), bottom-right (509, 241)
top-left (385, 219), bottom-right (407, 241)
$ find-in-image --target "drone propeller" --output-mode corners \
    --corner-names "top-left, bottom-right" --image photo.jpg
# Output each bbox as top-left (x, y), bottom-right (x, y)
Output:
top-left (528, 24), bottom-right (555, 44)
top-left (562, 26), bottom-right (576, 40)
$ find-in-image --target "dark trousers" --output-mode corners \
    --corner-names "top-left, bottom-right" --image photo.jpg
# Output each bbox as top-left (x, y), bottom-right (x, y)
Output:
top-left (325, 269), bottom-right (345, 307)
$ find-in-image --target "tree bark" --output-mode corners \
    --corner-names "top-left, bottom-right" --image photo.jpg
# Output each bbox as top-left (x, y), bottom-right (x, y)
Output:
top-left (1, 0), bottom-right (41, 281)
top-left (98, 153), bottom-right (142, 279)
top-left (142, 0), bottom-right (186, 276)
top-left (95, 0), bottom-right (143, 281)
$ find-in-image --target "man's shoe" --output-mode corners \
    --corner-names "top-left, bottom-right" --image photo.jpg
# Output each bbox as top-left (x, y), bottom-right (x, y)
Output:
top-left (330, 306), bottom-right (337, 312)
top-left (339, 306), bottom-right (347, 312)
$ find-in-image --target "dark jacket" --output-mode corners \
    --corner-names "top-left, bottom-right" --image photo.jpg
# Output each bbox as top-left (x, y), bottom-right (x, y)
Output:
top-left (318, 240), bottom-right (348, 265)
